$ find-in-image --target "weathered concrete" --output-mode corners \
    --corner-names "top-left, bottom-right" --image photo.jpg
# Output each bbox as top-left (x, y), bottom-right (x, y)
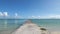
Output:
top-left (12, 20), bottom-right (41, 34)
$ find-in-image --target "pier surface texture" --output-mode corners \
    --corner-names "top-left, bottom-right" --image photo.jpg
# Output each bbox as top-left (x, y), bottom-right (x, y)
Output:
top-left (12, 20), bottom-right (42, 34)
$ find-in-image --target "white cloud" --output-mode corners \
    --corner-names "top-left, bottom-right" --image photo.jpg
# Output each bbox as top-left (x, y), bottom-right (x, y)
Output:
top-left (15, 13), bottom-right (18, 17)
top-left (49, 15), bottom-right (60, 18)
top-left (31, 16), bottom-right (36, 18)
top-left (29, 15), bottom-right (60, 19)
top-left (40, 15), bottom-right (60, 19)
top-left (0, 12), bottom-right (3, 16)
top-left (38, 16), bottom-right (40, 18)
top-left (14, 13), bottom-right (22, 18)
top-left (3, 12), bottom-right (8, 16)
top-left (31, 16), bottom-right (40, 18)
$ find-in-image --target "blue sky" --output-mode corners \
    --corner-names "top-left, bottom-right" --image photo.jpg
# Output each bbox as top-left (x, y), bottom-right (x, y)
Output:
top-left (0, 0), bottom-right (60, 19)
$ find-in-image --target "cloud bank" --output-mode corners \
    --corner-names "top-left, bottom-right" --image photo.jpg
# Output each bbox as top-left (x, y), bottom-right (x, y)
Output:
top-left (0, 12), bottom-right (3, 16)
top-left (30, 15), bottom-right (60, 19)
top-left (0, 12), bottom-right (60, 19)
top-left (0, 12), bottom-right (8, 16)
top-left (3, 12), bottom-right (8, 16)
top-left (15, 13), bottom-right (18, 17)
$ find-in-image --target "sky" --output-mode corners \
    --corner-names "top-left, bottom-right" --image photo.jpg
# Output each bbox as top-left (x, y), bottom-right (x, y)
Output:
top-left (0, 0), bottom-right (60, 19)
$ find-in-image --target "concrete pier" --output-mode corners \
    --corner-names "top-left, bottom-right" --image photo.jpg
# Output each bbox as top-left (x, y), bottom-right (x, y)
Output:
top-left (12, 20), bottom-right (48, 34)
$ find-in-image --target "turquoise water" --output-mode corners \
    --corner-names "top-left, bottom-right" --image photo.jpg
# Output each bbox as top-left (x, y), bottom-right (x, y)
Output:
top-left (0, 19), bottom-right (60, 34)
top-left (0, 19), bottom-right (26, 34)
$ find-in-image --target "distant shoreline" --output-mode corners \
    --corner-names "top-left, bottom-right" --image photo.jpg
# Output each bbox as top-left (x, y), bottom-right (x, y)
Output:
top-left (0, 18), bottom-right (60, 20)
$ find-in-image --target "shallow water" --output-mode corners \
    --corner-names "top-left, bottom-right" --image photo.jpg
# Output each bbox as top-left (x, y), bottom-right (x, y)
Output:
top-left (0, 19), bottom-right (60, 34)
top-left (0, 19), bottom-right (26, 34)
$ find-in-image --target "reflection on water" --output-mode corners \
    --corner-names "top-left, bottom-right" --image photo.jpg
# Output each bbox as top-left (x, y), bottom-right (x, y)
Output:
top-left (4, 19), bottom-right (7, 28)
top-left (0, 19), bottom-right (26, 34)
top-left (0, 19), bottom-right (60, 34)
top-left (15, 19), bottom-right (17, 25)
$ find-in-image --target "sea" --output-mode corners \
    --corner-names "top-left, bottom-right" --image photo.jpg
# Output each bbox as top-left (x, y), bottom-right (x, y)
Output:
top-left (0, 19), bottom-right (60, 34)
